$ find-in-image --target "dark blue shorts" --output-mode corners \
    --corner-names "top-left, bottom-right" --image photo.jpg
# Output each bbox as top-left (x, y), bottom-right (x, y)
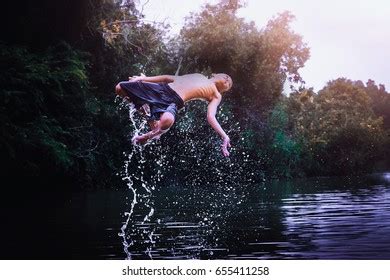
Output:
top-left (119, 81), bottom-right (184, 120)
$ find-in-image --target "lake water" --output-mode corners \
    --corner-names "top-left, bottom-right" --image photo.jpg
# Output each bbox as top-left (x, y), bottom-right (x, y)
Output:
top-left (11, 172), bottom-right (389, 259)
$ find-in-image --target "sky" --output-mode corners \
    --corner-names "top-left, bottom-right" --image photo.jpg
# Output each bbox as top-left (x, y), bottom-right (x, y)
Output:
top-left (141, 0), bottom-right (390, 92)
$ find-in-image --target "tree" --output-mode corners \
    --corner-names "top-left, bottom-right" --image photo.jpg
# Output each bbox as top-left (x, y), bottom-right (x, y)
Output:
top-left (83, 0), bottom-right (173, 95)
top-left (178, 2), bottom-right (310, 117)
top-left (161, 2), bottom-right (310, 180)
top-left (288, 78), bottom-right (385, 175)
top-left (361, 79), bottom-right (390, 129)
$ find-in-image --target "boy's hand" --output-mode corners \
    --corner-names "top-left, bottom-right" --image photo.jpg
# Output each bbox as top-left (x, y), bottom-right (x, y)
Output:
top-left (221, 136), bottom-right (231, 157)
top-left (129, 73), bottom-right (146, 82)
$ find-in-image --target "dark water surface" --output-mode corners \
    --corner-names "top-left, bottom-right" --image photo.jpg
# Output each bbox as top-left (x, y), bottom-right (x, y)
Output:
top-left (2, 173), bottom-right (390, 259)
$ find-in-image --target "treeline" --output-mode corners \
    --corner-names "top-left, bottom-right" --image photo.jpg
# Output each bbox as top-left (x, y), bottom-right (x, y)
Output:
top-left (1, 0), bottom-right (389, 189)
top-left (270, 79), bottom-right (389, 177)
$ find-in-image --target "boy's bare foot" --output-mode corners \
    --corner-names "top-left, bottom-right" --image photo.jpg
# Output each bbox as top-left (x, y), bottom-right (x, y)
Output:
top-left (138, 104), bottom-right (151, 117)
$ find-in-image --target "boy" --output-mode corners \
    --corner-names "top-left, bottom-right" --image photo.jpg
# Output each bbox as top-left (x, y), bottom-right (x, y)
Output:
top-left (115, 73), bottom-right (232, 157)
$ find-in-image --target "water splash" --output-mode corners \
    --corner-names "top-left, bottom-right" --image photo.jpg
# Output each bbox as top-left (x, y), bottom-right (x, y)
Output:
top-left (115, 98), bottom-right (258, 259)
top-left (116, 98), bottom-right (159, 259)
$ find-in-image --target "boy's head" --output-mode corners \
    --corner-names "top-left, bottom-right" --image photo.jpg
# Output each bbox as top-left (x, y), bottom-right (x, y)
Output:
top-left (211, 73), bottom-right (233, 93)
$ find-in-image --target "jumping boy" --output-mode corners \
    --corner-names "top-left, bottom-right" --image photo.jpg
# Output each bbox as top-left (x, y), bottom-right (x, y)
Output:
top-left (115, 73), bottom-right (233, 157)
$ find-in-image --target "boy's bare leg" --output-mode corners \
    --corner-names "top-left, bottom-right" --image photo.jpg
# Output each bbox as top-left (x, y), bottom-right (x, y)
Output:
top-left (115, 84), bottom-right (168, 143)
top-left (132, 112), bottom-right (175, 145)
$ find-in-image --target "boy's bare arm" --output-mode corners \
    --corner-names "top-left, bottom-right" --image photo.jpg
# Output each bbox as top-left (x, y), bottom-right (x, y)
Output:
top-left (129, 74), bottom-right (174, 83)
top-left (207, 95), bottom-right (231, 157)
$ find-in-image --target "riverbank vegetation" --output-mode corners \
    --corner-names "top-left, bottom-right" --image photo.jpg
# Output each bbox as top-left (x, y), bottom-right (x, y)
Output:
top-left (1, 0), bottom-right (389, 189)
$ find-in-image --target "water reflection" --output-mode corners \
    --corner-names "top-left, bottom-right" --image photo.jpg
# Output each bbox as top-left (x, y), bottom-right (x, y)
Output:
top-left (281, 185), bottom-right (390, 259)
top-left (119, 173), bottom-right (390, 259)
top-left (6, 173), bottom-right (388, 259)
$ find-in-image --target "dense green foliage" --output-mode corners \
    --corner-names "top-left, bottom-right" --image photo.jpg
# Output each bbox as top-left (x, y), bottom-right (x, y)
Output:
top-left (285, 79), bottom-right (387, 176)
top-left (1, 0), bottom-right (389, 189)
top-left (0, 43), bottom-right (130, 188)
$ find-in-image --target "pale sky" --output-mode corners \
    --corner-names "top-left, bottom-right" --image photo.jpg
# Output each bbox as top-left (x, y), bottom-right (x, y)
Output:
top-left (141, 0), bottom-right (390, 92)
